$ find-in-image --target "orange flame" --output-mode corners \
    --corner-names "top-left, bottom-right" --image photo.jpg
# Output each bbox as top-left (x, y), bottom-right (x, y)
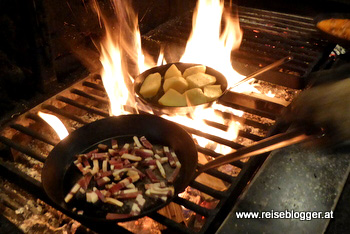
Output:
top-left (38, 111), bottom-right (69, 140)
top-left (97, 0), bottom-right (157, 116)
top-left (180, 0), bottom-right (244, 86)
top-left (96, 0), bottom-right (252, 154)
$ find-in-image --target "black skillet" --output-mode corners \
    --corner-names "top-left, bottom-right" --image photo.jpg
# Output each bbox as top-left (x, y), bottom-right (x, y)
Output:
top-left (314, 13), bottom-right (350, 48)
top-left (42, 114), bottom-right (198, 223)
top-left (134, 62), bottom-right (228, 115)
top-left (42, 114), bottom-right (320, 224)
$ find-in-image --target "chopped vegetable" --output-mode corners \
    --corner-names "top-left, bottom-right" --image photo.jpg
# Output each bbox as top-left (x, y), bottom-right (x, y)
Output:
top-left (65, 136), bottom-right (181, 218)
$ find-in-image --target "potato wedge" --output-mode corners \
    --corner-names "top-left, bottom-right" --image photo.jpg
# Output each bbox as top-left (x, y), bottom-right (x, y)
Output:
top-left (203, 85), bottom-right (223, 101)
top-left (163, 76), bottom-right (188, 93)
top-left (139, 73), bottom-right (162, 98)
top-left (183, 65), bottom-right (206, 78)
top-left (186, 73), bottom-right (216, 89)
top-left (184, 88), bottom-right (207, 106)
top-left (158, 89), bottom-right (187, 106)
top-left (164, 64), bottom-right (182, 80)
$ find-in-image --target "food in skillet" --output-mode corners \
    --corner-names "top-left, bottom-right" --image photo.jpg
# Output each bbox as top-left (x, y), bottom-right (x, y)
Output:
top-left (64, 136), bottom-right (181, 219)
top-left (317, 18), bottom-right (350, 40)
top-left (139, 64), bottom-right (223, 106)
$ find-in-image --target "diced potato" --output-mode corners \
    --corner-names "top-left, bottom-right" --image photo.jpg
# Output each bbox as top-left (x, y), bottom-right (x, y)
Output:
top-left (186, 73), bottom-right (216, 89)
top-left (184, 88), bottom-right (207, 106)
top-left (163, 76), bottom-right (188, 93)
top-left (139, 73), bottom-right (162, 98)
top-left (164, 64), bottom-right (182, 80)
top-left (158, 89), bottom-right (187, 107)
top-left (203, 85), bottom-right (223, 101)
top-left (183, 65), bottom-right (206, 78)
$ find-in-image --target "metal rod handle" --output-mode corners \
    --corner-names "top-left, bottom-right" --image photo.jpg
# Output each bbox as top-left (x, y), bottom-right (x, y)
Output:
top-left (230, 56), bottom-right (293, 90)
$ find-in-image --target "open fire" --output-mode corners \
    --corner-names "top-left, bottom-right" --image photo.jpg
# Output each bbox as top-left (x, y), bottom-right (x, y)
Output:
top-left (0, 0), bottom-right (332, 232)
top-left (25, 1), bottom-right (288, 232)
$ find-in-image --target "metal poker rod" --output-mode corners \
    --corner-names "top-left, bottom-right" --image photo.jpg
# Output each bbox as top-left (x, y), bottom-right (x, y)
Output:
top-left (230, 56), bottom-right (293, 90)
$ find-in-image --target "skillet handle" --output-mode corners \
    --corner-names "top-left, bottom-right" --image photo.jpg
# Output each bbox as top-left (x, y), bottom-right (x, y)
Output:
top-left (229, 56), bottom-right (293, 90)
top-left (196, 128), bottom-right (321, 174)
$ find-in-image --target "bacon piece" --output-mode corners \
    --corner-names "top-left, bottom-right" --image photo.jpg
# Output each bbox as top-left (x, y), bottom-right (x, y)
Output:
top-left (126, 183), bottom-right (136, 189)
top-left (109, 158), bottom-right (123, 169)
top-left (98, 144), bottom-right (108, 151)
top-left (130, 194), bottom-right (146, 216)
top-left (102, 159), bottom-right (108, 172)
top-left (91, 152), bottom-right (109, 160)
top-left (108, 149), bottom-right (119, 156)
top-left (145, 186), bottom-right (174, 197)
top-left (123, 159), bottom-right (131, 167)
top-left (156, 160), bottom-right (166, 178)
top-left (128, 167), bottom-right (146, 178)
top-left (109, 174), bottom-right (140, 194)
top-left (171, 151), bottom-right (181, 167)
top-left (167, 166), bottom-right (181, 184)
top-left (77, 173), bottom-right (93, 191)
top-left (133, 149), bottom-right (154, 158)
top-left (93, 187), bottom-right (106, 202)
top-left (64, 183), bottom-right (81, 203)
top-left (140, 136), bottom-right (153, 149)
top-left (142, 157), bottom-right (168, 166)
top-left (133, 136), bottom-right (143, 148)
top-left (74, 160), bottom-right (91, 175)
top-left (111, 139), bottom-right (118, 149)
top-left (119, 143), bottom-right (130, 156)
top-left (86, 149), bottom-right (98, 158)
top-left (114, 188), bottom-right (138, 195)
top-left (95, 170), bottom-right (113, 180)
top-left (145, 169), bottom-right (159, 183)
top-left (106, 213), bottom-right (132, 220)
top-left (121, 153), bottom-right (142, 161)
top-left (96, 176), bottom-right (111, 187)
top-left (115, 191), bottom-right (142, 199)
top-left (105, 197), bottom-right (123, 207)
top-left (91, 159), bottom-right (99, 175)
top-left (144, 182), bottom-right (167, 190)
top-left (164, 146), bottom-right (176, 167)
top-left (112, 168), bottom-right (128, 177)
top-left (149, 165), bottom-right (156, 170)
top-left (81, 156), bottom-right (91, 168)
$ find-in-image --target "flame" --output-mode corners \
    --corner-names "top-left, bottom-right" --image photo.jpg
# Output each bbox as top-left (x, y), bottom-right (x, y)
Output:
top-left (97, 0), bottom-right (157, 116)
top-left (180, 0), bottom-right (244, 86)
top-left (38, 111), bottom-right (69, 140)
top-left (95, 0), bottom-right (253, 154)
top-left (265, 90), bottom-right (275, 97)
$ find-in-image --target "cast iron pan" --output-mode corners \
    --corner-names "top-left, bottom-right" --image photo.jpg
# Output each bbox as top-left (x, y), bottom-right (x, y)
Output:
top-left (314, 13), bottom-right (350, 48)
top-left (134, 62), bottom-right (228, 115)
top-left (42, 114), bottom-right (198, 223)
top-left (42, 114), bottom-right (317, 224)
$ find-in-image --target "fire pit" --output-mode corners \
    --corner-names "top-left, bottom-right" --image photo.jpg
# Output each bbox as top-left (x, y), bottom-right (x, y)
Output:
top-left (0, 0), bottom-right (345, 233)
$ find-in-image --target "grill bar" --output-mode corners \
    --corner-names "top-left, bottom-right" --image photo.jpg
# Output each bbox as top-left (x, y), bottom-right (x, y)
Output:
top-left (70, 88), bottom-right (110, 104)
top-left (190, 181), bottom-right (226, 199)
top-left (10, 124), bottom-right (57, 146)
top-left (0, 136), bottom-right (46, 163)
top-left (82, 81), bottom-right (106, 92)
top-left (56, 96), bottom-right (110, 117)
top-left (42, 104), bottom-right (89, 125)
top-left (173, 197), bottom-right (214, 217)
top-left (148, 213), bottom-right (192, 234)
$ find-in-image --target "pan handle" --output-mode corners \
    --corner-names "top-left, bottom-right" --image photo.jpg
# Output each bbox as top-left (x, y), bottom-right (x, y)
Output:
top-left (229, 56), bottom-right (293, 90)
top-left (196, 127), bottom-right (323, 174)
